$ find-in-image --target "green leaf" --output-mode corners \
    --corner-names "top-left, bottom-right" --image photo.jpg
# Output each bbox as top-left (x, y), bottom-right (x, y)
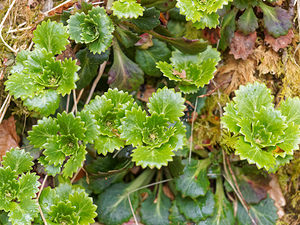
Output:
top-left (198, 178), bottom-right (235, 225)
top-left (176, 0), bottom-right (232, 22)
top-left (17, 173), bottom-right (40, 200)
top-left (0, 167), bottom-right (19, 211)
top-left (68, 192), bottom-right (98, 224)
top-left (68, 6), bottom-right (114, 54)
top-left (96, 183), bottom-right (140, 225)
top-left (157, 46), bottom-right (221, 93)
top-left (23, 89), bottom-right (60, 116)
top-left (233, 0), bottom-right (258, 10)
top-left (57, 112), bottom-right (86, 140)
top-left (169, 200), bottom-right (186, 224)
top-left (112, 0), bottom-right (144, 19)
top-left (219, 8), bottom-right (237, 51)
top-left (62, 145), bottom-right (86, 178)
top-left (115, 26), bottom-right (141, 48)
top-left (221, 101), bottom-right (240, 133)
top-left (56, 58), bottom-right (80, 96)
top-left (108, 41), bottom-right (144, 91)
top-left (175, 158), bottom-right (211, 198)
top-left (120, 107), bottom-right (147, 146)
top-left (277, 124), bottom-right (300, 155)
top-left (237, 197), bottom-right (278, 225)
top-left (237, 8), bottom-right (258, 35)
top-left (94, 135), bottom-right (125, 155)
top-left (2, 148), bottom-right (34, 174)
top-left (97, 170), bottom-right (154, 225)
top-left (234, 82), bottom-right (273, 117)
top-left (131, 7), bottom-right (160, 30)
top-left (192, 12), bottom-right (220, 29)
top-left (279, 97), bottom-right (300, 125)
top-left (236, 137), bottom-right (276, 170)
top-left (140, 188), bottom-right (171, 225)
top-left (4, 71), bottom-right (43, 100)
top-left (135, 39), bottom-right (171, 77)
top-left (28, 117), bottom-right (59, 148)
top-left (33, 20), bottom-right (69, 55)
top-left (8, 199), bottom-right (38, 225)
top-left (43, 136), bottom-right (65, 166)
top-left (77, 111), bottom-right (100, 144)
top-left (259, 2), bottom-right (292, 38)
top-left (148, 87), bottom-right (185, 122)
top-left (131, 144), bottom-right (175, 169)
top-left (177, 191), bottom-right (215, 222)
top-left (76, 48), bottom-right (109, 89)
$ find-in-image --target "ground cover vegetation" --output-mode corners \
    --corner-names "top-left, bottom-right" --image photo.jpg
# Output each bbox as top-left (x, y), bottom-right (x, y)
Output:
top-left (0, 0), bottom-right (300, 224)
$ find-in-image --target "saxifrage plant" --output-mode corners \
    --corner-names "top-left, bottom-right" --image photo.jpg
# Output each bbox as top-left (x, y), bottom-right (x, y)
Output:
top-left (222, 82), bottom-right (300, 170)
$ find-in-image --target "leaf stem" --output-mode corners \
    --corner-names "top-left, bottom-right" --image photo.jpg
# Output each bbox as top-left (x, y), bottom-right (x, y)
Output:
top-left (37, 175), bottom-right (48, 199)
top-left (188, 97), bottom-right (198, 164)
top-left (72, 89), bottom-right (77, 114)
top-left (85, 61), bottom-right (107, 105)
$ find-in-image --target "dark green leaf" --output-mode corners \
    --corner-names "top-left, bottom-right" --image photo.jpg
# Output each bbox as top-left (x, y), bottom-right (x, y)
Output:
top-left (131, 7), bottom-right (160, 30)
top-left (238, 8), bottom-right (258, 35)
top-left (135, 39), bottom-right (171, 77)
top-left (76, 48), bottom-right (109, 89)
top-left (219, 9), bottom-right (237, 51)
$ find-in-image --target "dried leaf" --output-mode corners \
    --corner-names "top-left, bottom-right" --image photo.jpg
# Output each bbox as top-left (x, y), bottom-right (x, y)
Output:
top-left (135, 33), bottom-right (153, 49)
top-left (0, 116), bottom-right (20, 159)
top-left (252, 44), bottom-right (284, 76)
top-left (214, 55), bottom-right (256, 94)
top-left (163, 184), bottom-right (175, 200)
top-left (268, 174), bottom-right (286, 218)
top-left (137, 85), bottom-right (156, 102)
top-left (265, 29), bottom-right (294, 52)
top-left (229, 31), bottom-right (257, 60)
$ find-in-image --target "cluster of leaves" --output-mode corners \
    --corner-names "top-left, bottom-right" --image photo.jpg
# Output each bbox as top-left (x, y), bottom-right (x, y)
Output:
top-left (28, 111), bottom-right (98, 178)
top-left (222, 82), bottom-right (300, 170)
top-left (83, 88), bottom-right (186, 169)
top-left (39, 183), bottom-right (97, 224)
top-left (219, 0), bottom-right (293, 57)
top-left (0, 148), bottom-right (40, 225)
top-left (157, 46), bottom-right (220, 93)
top-left (5, 20), bottom-right (79, 116)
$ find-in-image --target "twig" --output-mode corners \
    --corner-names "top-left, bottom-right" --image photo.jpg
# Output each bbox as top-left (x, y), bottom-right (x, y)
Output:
top-left (71, 88), bottom-right (84, 113)
top-left (188, 98), bottom-right (198, 164)
top-left (0, 0), bottom-right (18, 53)
top-left (43, 0), bottom-right (73, 15)
top-left (66, 94), bottom-right (70, 113)
top-left (198, 80), bottom-right (230, 98)
top-left (7, 26), bottom-right (32, 33)
top-left (38, 203), bottom-right (48, 225)
top-left (85, 61), bottom-right (107, 105)
top-left (37, 175), bottom-right (48, 199)
top-left (0, 94), bottom-right (11, 124)
top-left (72, 89), bottom-right (77, 114)
top-left (71, 168), bottom-right (81, 183)
top-left (128, 195), bottom-right (139, 225)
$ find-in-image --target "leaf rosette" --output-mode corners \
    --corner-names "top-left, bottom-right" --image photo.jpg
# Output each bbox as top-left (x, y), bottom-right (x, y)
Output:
top-left (157, 46), bottom-right (220, 93)
top-left (39, 183), bottom-right (97, 225)
top-left (28, 112), bottom-right (99, 178)
top-left (68, 6), bottom-right (114, 54)
top-left (221, 82), bottom-right (300, 170)
top-left (83, 89), bottom-right (136, 155)
top-left (0, 148), bottom-right (40, 225)
top-left (176, 0), bottom-right (232, 23)
top-left (5, 21), bottom-right (79, 116)
top-left (120, 87), bottom-right (186, 169)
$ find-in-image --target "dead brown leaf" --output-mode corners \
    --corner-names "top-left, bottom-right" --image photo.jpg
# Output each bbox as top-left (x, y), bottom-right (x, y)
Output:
top-left (253, 44), bottom-right (284, 76)
top-left (163, 184), bottom-right (175, 200)
top-left (214, 55), bottom-right (256, 94)
top-left (265, 29), bottom-right (294, 52)
top-left (0, 116), bottom-right (20, 159)
top-left (268, 174), bottom-right (286, 218)
top-left (137, 85), bottom-right (156, 103)
top-left (135, 33), bottom-right (153, 49)
top-left (229, 31), bottom-right (257, 60)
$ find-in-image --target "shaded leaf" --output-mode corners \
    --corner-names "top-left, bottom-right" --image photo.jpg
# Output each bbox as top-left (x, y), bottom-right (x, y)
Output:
top-left (237, 7), bottom-right (258, 35)
top-left (131, 7), bottom-right (160, 30)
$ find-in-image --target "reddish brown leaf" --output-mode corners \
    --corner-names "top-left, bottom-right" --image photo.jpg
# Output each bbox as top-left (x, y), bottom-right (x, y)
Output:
top-left (163, 184), bottom-right (175, 200)
top-left (202, 28), bottom-right (220, 45)
top-left (0, 116), bottom-right (20, 159)
top-left (229, 31), bottom-right (257, 60)
top-left (135, 33), bottom-right (153, 49)
top-left (265, 29), bottom-right (294, 52)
